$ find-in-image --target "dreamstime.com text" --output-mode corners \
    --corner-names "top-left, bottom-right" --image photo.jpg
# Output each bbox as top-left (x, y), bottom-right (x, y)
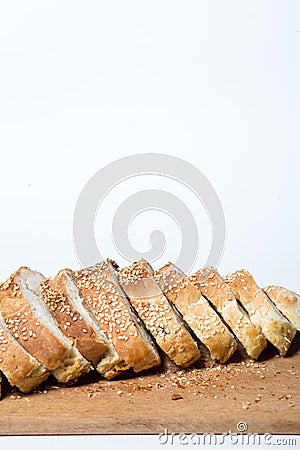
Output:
top-left (158, 427), bottom-right (297, 446)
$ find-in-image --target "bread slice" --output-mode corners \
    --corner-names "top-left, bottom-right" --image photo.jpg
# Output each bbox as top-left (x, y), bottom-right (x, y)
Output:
top-left (73, 260), bottom-right (161, 377)
top-left (0, 267), bottom-right (91, 383)
top-left (0, 313), bottom-right (49, 393)
top-left (118, 259), bottom-right (201, 368)
top-left (263, 286), bottom-right (300, 331)
top-left (190, 267), bottom-right (267, 359)
top-left (40, 269), bottom-right (120, 376)
top-left (95, 259), bottom-right (161, 372)
top-left (155, 263), bottom-right (237, 363)
top-left (224, 269), bottom-right (297, 356)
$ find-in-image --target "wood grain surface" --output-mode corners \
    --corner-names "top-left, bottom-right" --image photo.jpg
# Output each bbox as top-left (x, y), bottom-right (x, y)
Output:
top-left (0, 334), bottom-right (299, 436)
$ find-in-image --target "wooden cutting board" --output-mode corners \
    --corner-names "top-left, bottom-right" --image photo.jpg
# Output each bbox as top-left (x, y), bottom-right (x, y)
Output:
top-left (0, 335), bottom-right (299, 436)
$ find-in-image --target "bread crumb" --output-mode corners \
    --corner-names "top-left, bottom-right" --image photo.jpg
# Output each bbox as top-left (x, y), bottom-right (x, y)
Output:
top-left (171, 393), bottom-right (183, 401)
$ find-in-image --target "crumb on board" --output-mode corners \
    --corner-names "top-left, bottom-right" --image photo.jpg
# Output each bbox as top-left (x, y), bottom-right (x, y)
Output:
top-left (2, 356), bottom-right (297, 408)
top-left (171, 393), bottom-right (183, 401)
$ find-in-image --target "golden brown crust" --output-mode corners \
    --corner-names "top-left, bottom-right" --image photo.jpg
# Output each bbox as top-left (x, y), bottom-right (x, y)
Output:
top-left (0, 268), bottom-right (69, 370)
top-left (0, 324), bottom-right (49, 391)
top-left (155, 263), bottom-right (237, 363)
top-left (97, 260), bottom-right (161, 372)
top-left (225, 270), bottom-right (297, 356)
top-left (118, 260), bottom-right (201, 368)
top-left (263, 286), bottom-right (300, 331)
top-left (40, 269), bottom-right (108, 364)
top-left (74, 260), bottom-right (161, 374)
top-left (190, 267), bottom-right (267, 360)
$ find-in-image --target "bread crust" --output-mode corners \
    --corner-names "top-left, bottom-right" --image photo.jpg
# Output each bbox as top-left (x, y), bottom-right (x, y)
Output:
top-left (40, 269), bottom-right (108, 364)
top-left (0, 267), bottom-right (69, 370)
top-left (263, 286), bottom-right (300, 331)
top-left (0, 267), bottom-right (91, 384)
top-left (118, 260), bottom-right (201, 368)
top-left (224, 270), bottom-right (297, 356)
top-left (74, 261), bottom-right (161, 374)
top-left (190, 267), bottom-right (267, 360)
top-left (98, 260), bottom-right (161, 372)
top-left (155, 263), bottom-right (237, 363)
top-left (0, 321), bottom-right (49, 392)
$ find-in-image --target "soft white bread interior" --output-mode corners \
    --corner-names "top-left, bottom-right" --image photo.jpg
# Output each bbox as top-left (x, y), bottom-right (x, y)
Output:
top-left (41, 269), bottom-right (119, 377)
top-left (0, 267), bottom-right (91, 384)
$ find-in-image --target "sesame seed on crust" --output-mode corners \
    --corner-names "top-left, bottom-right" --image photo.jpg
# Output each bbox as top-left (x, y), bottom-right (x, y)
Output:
top-left (74, 260), bottom-right (161, 371)
top-left (118, 260), bottom-right (200, 368)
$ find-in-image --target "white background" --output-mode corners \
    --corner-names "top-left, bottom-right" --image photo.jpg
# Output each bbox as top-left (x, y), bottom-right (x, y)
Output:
top-left (0, 1), bottom-right (299, 290)
top-left (0, 1), bottom-right (299, 447)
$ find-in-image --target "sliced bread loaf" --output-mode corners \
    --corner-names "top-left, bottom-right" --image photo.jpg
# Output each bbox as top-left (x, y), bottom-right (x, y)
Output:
top-left (224, 269), bottom-right (297, 356)
top-left (155, 263), bottom-right (237, 363)
top-left (263, 286), bottom-right (300, 331)
top-left (73, 260), bottom-right (161, 377)
top-left (0, 267), bottom-right (91, 383)
top-left (190, 267), bottom-right (267, 360)
top-left (118, 259), bottom-right (201, 368)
